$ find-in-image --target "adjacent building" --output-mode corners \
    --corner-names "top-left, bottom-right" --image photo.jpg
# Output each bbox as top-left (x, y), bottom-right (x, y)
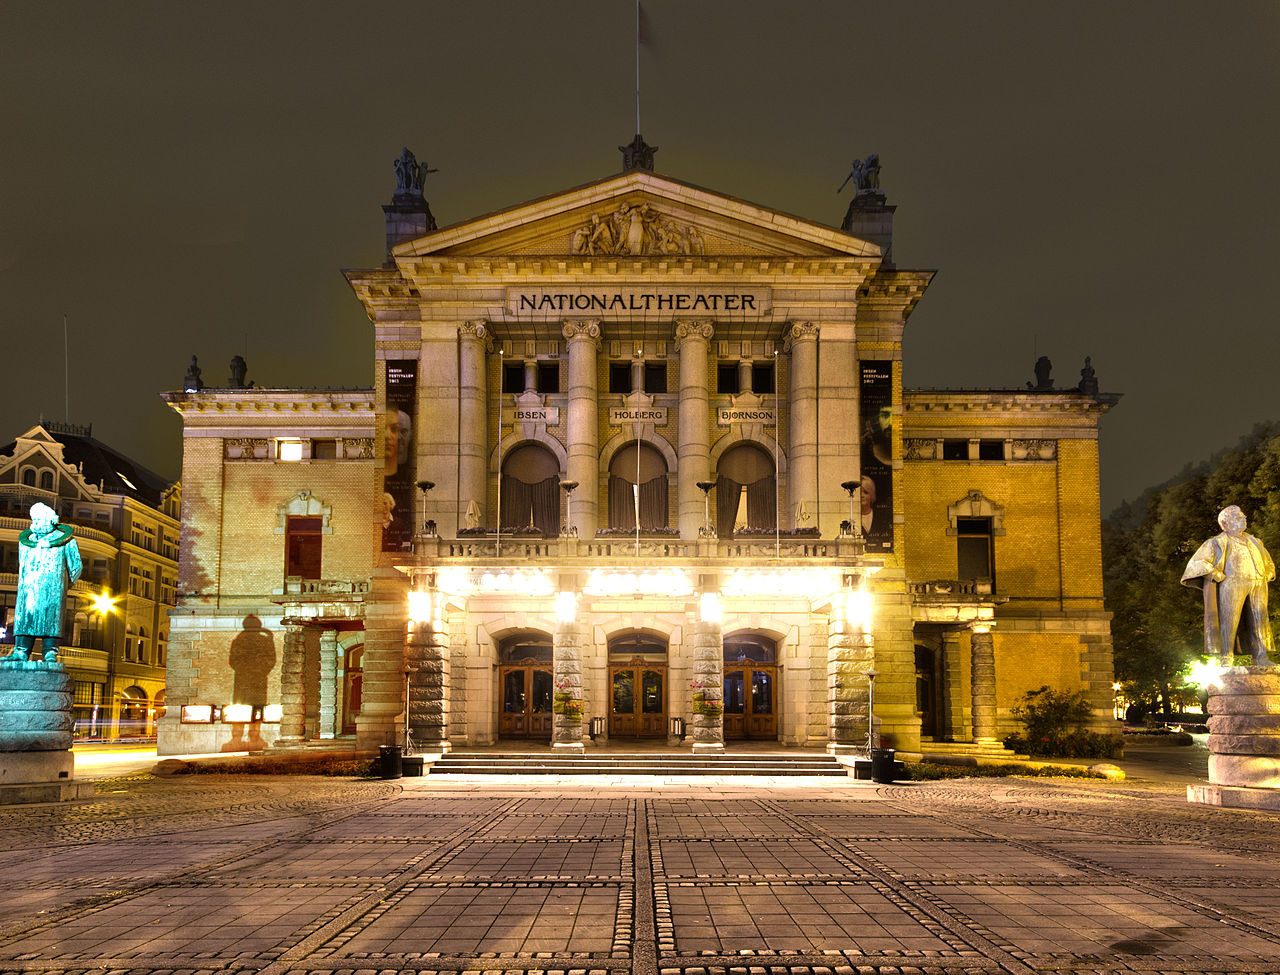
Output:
top-left (0, 422), bottom-right (179, 737)
top-left (158, 148), bottom-right (1119, 757)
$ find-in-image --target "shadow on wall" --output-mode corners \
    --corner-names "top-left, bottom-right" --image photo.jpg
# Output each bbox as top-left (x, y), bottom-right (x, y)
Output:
top-left (223, 615), bottom-right (277, 753)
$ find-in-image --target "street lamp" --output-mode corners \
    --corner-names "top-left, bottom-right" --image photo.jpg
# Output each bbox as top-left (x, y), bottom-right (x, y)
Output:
top-left (840, 480), bottom-right (864, 541)
top-left (696, 480), bottom-right (716, 538)
top-left (560, 479), bottom-right (579, 537)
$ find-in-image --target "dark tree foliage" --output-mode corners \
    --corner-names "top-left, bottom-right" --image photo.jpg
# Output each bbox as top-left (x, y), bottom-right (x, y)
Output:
top-left (1103, 424), bottom-right (1280, 715)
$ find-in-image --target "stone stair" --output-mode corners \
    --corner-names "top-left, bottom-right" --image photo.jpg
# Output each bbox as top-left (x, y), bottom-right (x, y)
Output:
top-left (917, 740), bottom-right (1025, 761)
top-left (427, 751), bottom-right (851, 777)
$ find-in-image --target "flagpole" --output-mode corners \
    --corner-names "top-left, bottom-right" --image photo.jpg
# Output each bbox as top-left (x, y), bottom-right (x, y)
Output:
top-left (773, 349), bottom-right (780, 559)
top-left (496, 349), bottom-right (503, 558)
top-left (635, 0), bottom-right (641, 133)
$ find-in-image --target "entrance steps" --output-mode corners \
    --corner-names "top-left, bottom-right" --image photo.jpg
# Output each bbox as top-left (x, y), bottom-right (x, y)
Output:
top-left (918, 740), bottom-right (1024, 761)
top-left (428, 751), bottom-right (850, 776)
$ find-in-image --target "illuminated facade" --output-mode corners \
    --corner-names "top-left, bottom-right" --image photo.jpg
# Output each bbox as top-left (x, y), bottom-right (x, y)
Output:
top-left (158, 164), bottom-right (1119, 757)
top-left (0, 422), bottom-right (179, 738)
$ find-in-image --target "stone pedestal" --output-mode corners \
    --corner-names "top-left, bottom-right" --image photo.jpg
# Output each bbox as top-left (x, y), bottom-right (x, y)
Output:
top-left (552, 620), bottom-right (586, 754)
top-left (406, 619), bottom-right (450, 754)
top-left (1188, 666), bottom-right (1280, 810)
top-left (0, 656), bottom-right (93, 803)
top-left (690, 619), bottom-right (724, 755)
top-left (275, 623), bottom-right (307, 745)
top-left (969, 628), bottom-right (998, 743)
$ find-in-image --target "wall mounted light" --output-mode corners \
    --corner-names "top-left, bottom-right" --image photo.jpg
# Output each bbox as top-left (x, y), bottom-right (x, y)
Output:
top-left (699, 591), bottom-right (722, 625)
top-left (556, 591), bottom-right (577, 624)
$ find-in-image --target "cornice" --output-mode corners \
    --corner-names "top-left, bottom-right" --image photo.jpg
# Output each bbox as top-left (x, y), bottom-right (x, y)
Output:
top-left (904, 389), bottom-right (1121, 417)
top-left (161, 390), bottom-right (376, 420)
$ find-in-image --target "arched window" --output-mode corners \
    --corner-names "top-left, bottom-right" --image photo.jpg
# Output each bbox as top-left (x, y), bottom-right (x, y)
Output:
top-left (716, 443), bottom-right (776, 535)
top-left (39, 470), bottom-right (54, 491)
top-left (500, 443), bottom-right (560, 535)
top-left (124, 625), bottom-right (135, 661)
top-left (157, 632), bottom-right (167, 666)
top-left (21, 469), bottom-right (36, 487)
top-left (608, 442), bottom-right (668, 530)
top-left (138, 626), bottom-right (149, 664)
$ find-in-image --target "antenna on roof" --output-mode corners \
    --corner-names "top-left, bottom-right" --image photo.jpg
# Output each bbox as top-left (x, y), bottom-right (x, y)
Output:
top-left (63, 314), bottom-right (70, 423)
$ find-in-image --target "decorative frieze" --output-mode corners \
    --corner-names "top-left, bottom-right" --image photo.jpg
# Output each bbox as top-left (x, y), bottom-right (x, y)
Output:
top-left (569, 203), bottom-right (705, 256)
top-left (1010, 439), bottom-right (1056, 460)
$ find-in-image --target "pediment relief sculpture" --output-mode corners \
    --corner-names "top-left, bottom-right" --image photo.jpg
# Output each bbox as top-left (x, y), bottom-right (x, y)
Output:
top-left (570, 203), bottom-right (705, 256)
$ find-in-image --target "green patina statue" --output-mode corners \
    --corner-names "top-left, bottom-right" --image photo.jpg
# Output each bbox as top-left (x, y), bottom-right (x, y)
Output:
top-left (13, 502), bottom-right (82, 664)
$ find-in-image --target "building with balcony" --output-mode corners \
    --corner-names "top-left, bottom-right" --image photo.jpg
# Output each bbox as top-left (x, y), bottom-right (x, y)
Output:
top-left (0, 421), bottom-right (179, 737)
top-left (157, 149), bottom-right (1119, 757)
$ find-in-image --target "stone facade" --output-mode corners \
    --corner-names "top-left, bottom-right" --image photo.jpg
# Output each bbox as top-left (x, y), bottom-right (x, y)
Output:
top-left (158, 167), bottom-right (1120, 757)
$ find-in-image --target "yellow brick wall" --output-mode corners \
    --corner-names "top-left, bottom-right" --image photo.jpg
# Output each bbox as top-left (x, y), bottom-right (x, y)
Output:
top-left (177, 438), bottom-right (224, 594)
top-left (1056, 439), bottom-right (1104, 606)
top-left (218, 458), bottom-right (376, 594)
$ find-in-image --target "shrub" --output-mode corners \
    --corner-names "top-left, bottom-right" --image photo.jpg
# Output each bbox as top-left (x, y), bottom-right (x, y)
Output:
top-left (906, 761), bottom-right (1106, 781)
top-left (1005, 686), bottom-right (1121, 758)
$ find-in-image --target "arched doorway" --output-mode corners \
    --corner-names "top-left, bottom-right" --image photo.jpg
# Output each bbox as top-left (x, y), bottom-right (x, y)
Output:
top-left (498, 633), bottom-right (553, 740)
top-left (723, 633), bottom-right (778, 740)
top-left (119, 685), bottom-right (148, 737)
top-left (716, 443), bottom-right (776, 536)
top-left (608, 632), bottom-right (667, 738)
top-left (342, 644), bottom-right (364, 735)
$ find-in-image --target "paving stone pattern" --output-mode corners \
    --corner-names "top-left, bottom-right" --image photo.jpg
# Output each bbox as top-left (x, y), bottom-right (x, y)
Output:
top-left (1, 774), bottom-right (1279, 974)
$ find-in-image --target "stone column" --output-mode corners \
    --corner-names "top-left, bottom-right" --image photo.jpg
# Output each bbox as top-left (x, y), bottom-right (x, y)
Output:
top-left (406, 613), bottom-right (450, 753)
top-left (457, 322), bottom-right (491, 532)
top-left (970, 626), bottom-right (998, 742)
top-left (277, 623), bottom-right (306, 744)
top-left (552, 620), bottom-right (586, 753)
top-left (785, 322), bottom-right (819, 530)
top-left (317, 630), bottom-right (340, 739)
top-left (563, 320), bottom-right (601, 538)
top-left (737, 358), bottom-right (752, 393)
top-left (940, 628), bottom-right (966, 742)
top-left (827, 616), bottom-right (874, 753)
top-left (675, 320), bottom-right (714, 538)
top-left (690, 618), bottom-right (724, 754)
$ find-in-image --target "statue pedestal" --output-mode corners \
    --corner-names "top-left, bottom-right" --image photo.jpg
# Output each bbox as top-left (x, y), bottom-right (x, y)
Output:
top-left (0, 657), bottom-right (94, 804)
top-left (1187, 666), bottom-right (1280, 810)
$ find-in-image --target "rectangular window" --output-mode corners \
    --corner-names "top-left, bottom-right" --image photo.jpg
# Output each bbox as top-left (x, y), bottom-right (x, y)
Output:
top-left (286, 515), bottom-right (323, 579)
top-left (501, 361), bottom-right (525, 394)
top-left (716, 363), bottom-right (740, 394)
top-left (752, 362), bottom-right (775, 394)
top-left (957, 516), bottom-right (994, 586)
top-left (978, 440), bottom-right (1004, 461)
top-left (536, 361), bottom-right (559, 393)
top-left (643, 362), bottom-right (667, 394)
top-left (941, 439), bottom-right (968, 460)
top-left (311, 439), bottom-right (338, 460)
top-left (609, 362), bottom-right (632, 394)
top-left (278, 439), bottom-right (304, 462)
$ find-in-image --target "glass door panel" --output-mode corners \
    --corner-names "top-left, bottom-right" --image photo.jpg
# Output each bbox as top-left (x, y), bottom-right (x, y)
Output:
top-left (531, 669), bottom-right (554, 737)
top-left (747, 669), bottom-right (777, 738)
top-left (640, 669), bottom-right (665, 736)
top-left (611, 669), bottom-right (637, 738)
top-left (723, 670), bottom-right (746, 739)
top-left (501, 669), bottom-right (527, 737)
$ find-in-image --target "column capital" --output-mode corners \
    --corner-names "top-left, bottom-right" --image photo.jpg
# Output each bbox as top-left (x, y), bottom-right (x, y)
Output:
top-left (673, 319), bottom-right (714, 345)
top-left (458, 320), bottom-right (494, 352)
top-left (782, 321), bottom-right (819, 352)
top-left (562, 319), bottom-right (602, 346)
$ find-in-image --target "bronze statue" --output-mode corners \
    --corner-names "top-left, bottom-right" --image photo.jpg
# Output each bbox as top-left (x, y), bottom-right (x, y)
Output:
top-left (184, 355), bottom-right (204, 392)
top-left (392, 147), bottom-right (437, 202)
top-left (1181, 505), bottom-right (1276, 665)
top-left (838, 154), bottom-right (881, 196)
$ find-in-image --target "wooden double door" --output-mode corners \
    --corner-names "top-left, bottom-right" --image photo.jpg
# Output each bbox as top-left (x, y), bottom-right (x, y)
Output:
top-left (609, 663), bottom-right (667, 738)
top-left (499, 665), bottom-right (553, 740)
top-left (723, 665), bottom-right (777, 740)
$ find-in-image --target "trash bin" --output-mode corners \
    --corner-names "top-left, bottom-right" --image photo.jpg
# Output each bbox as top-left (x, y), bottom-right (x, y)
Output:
top-left (379, 744), bottom-right (403, 779)
top-left (870, 747), bottom-right (896, 784)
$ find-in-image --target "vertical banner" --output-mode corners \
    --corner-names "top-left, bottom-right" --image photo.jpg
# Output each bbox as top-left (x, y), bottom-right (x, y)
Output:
top-left (382, 359), bottom-right (417, 552)
top-left (859, 360), bottom-right (894, 553)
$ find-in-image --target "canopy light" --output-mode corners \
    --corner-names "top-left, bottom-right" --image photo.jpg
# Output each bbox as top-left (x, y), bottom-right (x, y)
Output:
top-left (844, 588), bottom-right (874, 632)
top-left (407, 590), bottom-right (433, 623)
top-left (722, 568), bottom-right (844, 598)
top-left (699, 591), bottom-right (722, 624)
top-left (583, 568), bottom-right (692, 597)
top-left (556, 591), bottom-right (577, 624)
top-left (433, 568), bottom-right (554, 596)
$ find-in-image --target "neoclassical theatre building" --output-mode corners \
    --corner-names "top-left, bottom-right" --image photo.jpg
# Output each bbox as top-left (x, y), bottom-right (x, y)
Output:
top-left (158, 147), bottom-right (1119, 757)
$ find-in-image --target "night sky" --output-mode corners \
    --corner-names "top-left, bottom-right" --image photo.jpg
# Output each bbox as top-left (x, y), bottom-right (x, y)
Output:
top-left (3, 2), bottom-right (1277, 514)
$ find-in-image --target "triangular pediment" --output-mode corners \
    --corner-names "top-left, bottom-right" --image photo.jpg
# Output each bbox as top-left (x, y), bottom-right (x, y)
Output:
top-left (391, 171), bottom-right (882, 262)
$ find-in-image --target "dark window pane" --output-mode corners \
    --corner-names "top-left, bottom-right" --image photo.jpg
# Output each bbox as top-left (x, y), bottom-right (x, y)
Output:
top-left (502, 362), bottom-right (525, 393)
top-left (286, 516), bottom-right (322, 578)
top-left (752, 362), bottom-right (775, 394)
top-left (312, 439), bottom-right (337, 460)
top-left (752, 671), bottom-right (773, 714)
top-left (717, 363), bottom-right (740, 394)
top-left (956, 517), bottom-right (991, 535)
top-left (641, 670), bottom-right (664, 714)
top-left (958, 535), bottom-right (992, 580)
top-left (504, 671), bottom-right (526, 713)
top-left (609, 362), bottom-right (632, 393)
top-left (723, 671), bottom-right (746, 714)
top-left (978, 440), bottom-right (1004, 460)
top-left (942, 439), bottom-right (968, 460)
top-left (531, 670), bottom-right (553, 712)
top-left (536, 362), bottom-right (559, 393)
top-left (643, 362), bottom-right (666, 394)
top-left (612, 671), bottom-right (634, 714)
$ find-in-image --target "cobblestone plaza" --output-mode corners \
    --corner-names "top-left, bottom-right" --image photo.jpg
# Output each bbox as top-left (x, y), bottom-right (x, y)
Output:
top-left (2, 764), bottom-right (1279, 975)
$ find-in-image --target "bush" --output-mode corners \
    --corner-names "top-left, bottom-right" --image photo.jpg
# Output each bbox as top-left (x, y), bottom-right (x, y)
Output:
top-left (1006, 686), bottom-right (1121, 758)
top-left (906, 761), bottom-right (1106, 781)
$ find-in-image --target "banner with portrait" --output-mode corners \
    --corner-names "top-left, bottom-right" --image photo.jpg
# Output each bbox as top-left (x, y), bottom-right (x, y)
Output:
top-left (381, 359), bottom-right (417, 552)
top-left (860, 360), bottom-right (894, 553)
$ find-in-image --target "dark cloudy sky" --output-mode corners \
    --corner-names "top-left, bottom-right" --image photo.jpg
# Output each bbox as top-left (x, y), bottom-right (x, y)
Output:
top-left (2, 2), bottom-right (1277, 514)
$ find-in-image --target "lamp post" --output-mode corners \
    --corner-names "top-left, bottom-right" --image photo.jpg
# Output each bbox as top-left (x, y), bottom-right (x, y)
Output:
top-left (559, 479), bottom-right (579, 538)
top-left (696, 480), bottom-right (716, 538)
top-left (840, 479), bottom-right (864, 542)
top-left (416, 480), bottom-right (435, 539)
top-left (864, 668), bottom-right (880, 753)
